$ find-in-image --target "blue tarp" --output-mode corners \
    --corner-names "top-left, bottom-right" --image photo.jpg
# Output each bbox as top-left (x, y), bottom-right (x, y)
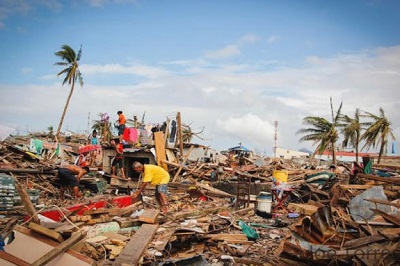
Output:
top-left (228, 145), bottom-right (250, 152)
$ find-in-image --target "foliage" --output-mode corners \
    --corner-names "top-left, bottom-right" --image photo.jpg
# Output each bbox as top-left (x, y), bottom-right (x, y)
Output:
top-left (297, 98), bottom-right (342, 164)
top-left (361, 107), bottom-right (396, 163)
top-left (54, 44), bottom-right (83, 141)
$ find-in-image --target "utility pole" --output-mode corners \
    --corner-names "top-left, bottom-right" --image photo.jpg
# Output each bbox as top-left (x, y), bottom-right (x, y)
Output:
top-left (274, 120), bottom-right (278, 158)
top-left (88, 112), bottom-right (91, 134)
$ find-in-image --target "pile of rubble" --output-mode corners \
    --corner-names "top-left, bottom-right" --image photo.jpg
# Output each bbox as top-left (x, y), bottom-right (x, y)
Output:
top-left (0, 134), bottom-right (400, 266)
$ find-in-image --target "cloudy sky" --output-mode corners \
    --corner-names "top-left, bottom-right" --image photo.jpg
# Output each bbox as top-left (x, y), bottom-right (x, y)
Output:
top-left (0, 0), bottom-right (399, 155)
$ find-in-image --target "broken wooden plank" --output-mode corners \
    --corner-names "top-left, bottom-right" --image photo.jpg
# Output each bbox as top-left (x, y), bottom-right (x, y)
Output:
top-left (0, 250), bottom-right (30, 266)
top-left (343, 234), bottom-right (386, 249)
top-left (370, 208), bottom-right (400, 226)
top-left (172, 145), bottom-right (194, 182)
top-left (203, 234), bottom-right (248, 241)
top-left (14, 176), bottom-right (40, 224)
top-left (31, 231), bottom-right (86, 266)
top-left (138, 209), bottom-right (159, 224)
top-left (172, 206), bottom-right (229, 220)
top-left (364, 198), bottom-right (400, 208)
top-left (29, 222), bottom-right (64, 243)
top-left (110, 224), bottom-right (159, 265)
top-left (154, 131), bottom-right (168, 171)
top-left (358, 173), bottom-right (400, 185)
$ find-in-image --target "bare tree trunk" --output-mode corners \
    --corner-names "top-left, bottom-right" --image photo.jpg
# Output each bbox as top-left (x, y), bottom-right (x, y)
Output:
top-left (331, 141), bottom-right (336, 165)
top-left (55, 82), bottom-right (75, 141)
top-left (378, 138), bottom-right (386, 164)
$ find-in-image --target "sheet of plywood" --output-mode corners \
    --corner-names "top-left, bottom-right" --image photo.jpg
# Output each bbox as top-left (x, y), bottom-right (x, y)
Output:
top-left (4, 228), bottom-right (93, 266)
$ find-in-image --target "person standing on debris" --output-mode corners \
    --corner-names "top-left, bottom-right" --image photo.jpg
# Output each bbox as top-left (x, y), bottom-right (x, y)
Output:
top-left (131, 161), bottom-right (170, 214)
top-left (58, 164), bottom-right (89, 200)
top-left (111, 139), bottom-right (126, 179)
top-left (88, 129), bottom-right (98, 145)
top-left (116, 111), bottom-right (126, 142)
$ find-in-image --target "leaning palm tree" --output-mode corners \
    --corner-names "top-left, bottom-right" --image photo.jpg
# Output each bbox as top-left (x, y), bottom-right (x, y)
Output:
top-left (54, 44), bottom-right (83, 141)
top-left (361, 107), bottom-right (395, 164)
top-left (339, 108), bottom-right (365, 162)
top-left (297, 98), bottom-right (343, 165)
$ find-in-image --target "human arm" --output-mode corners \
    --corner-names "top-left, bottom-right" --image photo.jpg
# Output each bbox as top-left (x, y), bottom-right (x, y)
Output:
top-left (66, 164), bottom-right (87, 182)
top-left (132, 182), bottom-right (148, 199)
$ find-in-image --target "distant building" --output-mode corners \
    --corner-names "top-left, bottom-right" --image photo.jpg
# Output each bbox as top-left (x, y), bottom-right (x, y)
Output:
top-left (275, 147), bottom-right (309, 159)
top-left (315, 150), bottom-right (378, 163)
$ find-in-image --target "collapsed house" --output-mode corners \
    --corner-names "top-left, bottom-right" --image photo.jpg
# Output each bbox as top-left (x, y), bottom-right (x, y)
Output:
top-left (0, 130), bottom-right (399, 266)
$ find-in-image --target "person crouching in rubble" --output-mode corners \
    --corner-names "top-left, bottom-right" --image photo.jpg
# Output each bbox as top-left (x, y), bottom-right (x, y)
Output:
top-left (58, 164), bottom-right (90, 200)
top-left (131, 161), bottom-right (170, 214)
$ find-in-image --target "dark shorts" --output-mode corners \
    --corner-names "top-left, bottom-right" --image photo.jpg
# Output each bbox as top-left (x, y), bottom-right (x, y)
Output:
top-left (112, 157), bottom-right (123, 168)
top-left (118, 124), bottom-right (125, 136)
top-left (58, 168), bottom-right (79, 187)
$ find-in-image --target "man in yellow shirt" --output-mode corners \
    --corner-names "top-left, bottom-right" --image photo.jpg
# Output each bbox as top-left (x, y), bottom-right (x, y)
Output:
top-left (131, 161), bottom-right (170, 214)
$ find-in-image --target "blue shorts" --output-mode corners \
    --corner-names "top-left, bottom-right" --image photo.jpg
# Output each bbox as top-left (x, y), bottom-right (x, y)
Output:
top-left (156, 184), bottom-right (168, 195)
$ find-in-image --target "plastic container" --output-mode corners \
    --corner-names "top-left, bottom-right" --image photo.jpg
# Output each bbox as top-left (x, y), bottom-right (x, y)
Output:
top-left (273, 170), bottom-right (288, 183)
top-left (256, 192), bottom-right (272, 213)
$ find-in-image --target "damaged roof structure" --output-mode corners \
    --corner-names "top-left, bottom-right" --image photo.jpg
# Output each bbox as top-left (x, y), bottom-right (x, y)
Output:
top-left (0, 119), bottom-right (399, 266)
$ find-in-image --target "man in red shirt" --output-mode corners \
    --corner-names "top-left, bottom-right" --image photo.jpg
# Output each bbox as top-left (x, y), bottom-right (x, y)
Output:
top-left (111, 140), bottom-right (126, 179)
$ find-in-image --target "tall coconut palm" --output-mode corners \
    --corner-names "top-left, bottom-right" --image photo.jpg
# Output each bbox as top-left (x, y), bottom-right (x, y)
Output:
top-left (339, 108), bottom-right (364, 162)
top-left (297, 98), bottom-right (343, 165)
top-left (54, 44), bottom-right (83, 141)
top-left (361, 107), bottom-right (395, 164)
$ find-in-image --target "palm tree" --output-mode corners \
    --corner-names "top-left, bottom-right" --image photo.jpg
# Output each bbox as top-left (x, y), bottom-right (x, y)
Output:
top-left (297, 98), bottom-right (343, 165)
top-left (91, 113), bottom-right (113, 142)
top-left (361, 107), bottom-right (395, 164)
top-left (339, 108), bottom-right (364, 162)
top-left (54, 44), bottom-right (83, 141)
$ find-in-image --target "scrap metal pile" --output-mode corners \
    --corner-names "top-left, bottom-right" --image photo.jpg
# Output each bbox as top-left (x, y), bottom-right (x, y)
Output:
top-left (0, 135), bottom-right (400, 266)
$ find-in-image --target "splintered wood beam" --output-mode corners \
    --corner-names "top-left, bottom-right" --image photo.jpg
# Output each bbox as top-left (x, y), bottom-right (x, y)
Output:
top-left (31, 231), bottom-right (86, 266)
top-left (154, 131), bottom-right (168, 171)
top-left (0, 250), bottom-right (30, 266)
top-left (172, 145), bottom-right (194, 182)
top-left (370, 208), bottom-right (400, 226)
top-left (112, 224), bottom-right (159, 265)
top-left (364, 198), bottom-right (400, 208)
top-left (13, 175), bottom-right (40, 224)
top-left (358, 173), bottom-right (400, 185)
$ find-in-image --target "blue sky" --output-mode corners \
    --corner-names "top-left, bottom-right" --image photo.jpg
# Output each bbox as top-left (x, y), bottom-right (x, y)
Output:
top-left (1, 0), bottom-right (399, 155)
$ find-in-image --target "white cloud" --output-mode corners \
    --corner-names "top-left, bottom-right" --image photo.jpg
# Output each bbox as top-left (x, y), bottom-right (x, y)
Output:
top-left (239, 33), bottom-right (258, 44)
top-left (81, 63), bottom-right (171, 78)
top-left (21, 67), bottom-right (32, 74)
top-left (204, 45), bottom-right (241, 59)
top-left (266, 35), bottom-right (281, 44)
top-left (1, 45), bottom-right (400, 154)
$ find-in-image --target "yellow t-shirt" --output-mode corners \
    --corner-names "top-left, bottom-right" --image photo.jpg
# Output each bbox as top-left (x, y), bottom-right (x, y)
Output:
top-left (143, 164), bottom-right (170, 185)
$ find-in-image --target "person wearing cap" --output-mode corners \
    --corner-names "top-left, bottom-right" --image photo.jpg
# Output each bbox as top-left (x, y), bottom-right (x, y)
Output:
top-left (116, 111), bottom-right (126, 142)
top-left (131, 161), bottom-right (170, 214)
top-left (58, 164), bottom-right (90, 200)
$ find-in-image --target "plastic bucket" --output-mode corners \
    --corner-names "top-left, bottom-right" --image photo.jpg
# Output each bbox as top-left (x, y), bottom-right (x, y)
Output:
top-left (273, 170), bottom-right (288, 183)
top-left (256, 192), bottom-right (272, 213)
